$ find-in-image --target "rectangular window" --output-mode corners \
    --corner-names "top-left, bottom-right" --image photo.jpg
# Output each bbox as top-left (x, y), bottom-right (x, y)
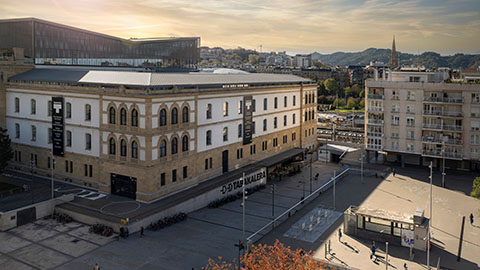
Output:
top-left (274, 117), bottom-right (277, 129)
top-left (206, 104), bottom-right (212, 119)
top-left (66, 131), bottom-right (72, 147)
top-left (66, 102), bottom-right (72, 118)
top-left (293, 95), bottom-right (296, 106)
top-left (65, 160), bottom-right (69, 173)
top-left (223, 102), bottom-right (228, 116)
top-left (252, 121), bottom-right (256, 134)
top-left (70, 161), bottom-right (73, 173)
top-left (283, 115), bottom-right (287, 126)
top-left (238, 100), bottom-right (243, 114)
top-left (263, 119), bottom-right (267, 131)
top-left (293, 113), bottom-right (296, 124)
top-left (15, 97), bottom-right (20, 113)
top-left (274, 97), bottom-right (278, 109)
top-left (48, 128), bottom-right (52, 144)
top-left (161, 173), bottom-right (166, 186)
top-left (85, 133), bottom-right (91, 150)
top-left (250, 144), bottom-right (256, 155)
top-left (31, 100), bottom-right (36, 115)
top-left (205, 158), bottom-right (209, 170)
top-left (48, 100), bottom-right (52, 116)
top-left (252, 99), bottom-right (256, 112)
top-left (31, 126), bottom-right (36, 141)
top-left (283, 135), bottom-right (287, 144)
top-left (292, 132), bottom-right (296, 141)
top-left (284, 96), bottom-right (287, 107)
top-left (84, 164), bottom-right (88, 176)
top-left (407, 130), bottom-right (415, 139)
top-left (263, 98), bottom-right (268, 110)
top-left (407, 117), bottom-right (415, 127)
top-left (209, 157), bottom-right (212, 169)
top-left (89, 165), bottom-right (92, 177)
top-left (85, 104), bottom-right (91, 121)
top-left (172, 169), bottom-right (177, 182)
top-left (183, 166), bottom-right (188, 179)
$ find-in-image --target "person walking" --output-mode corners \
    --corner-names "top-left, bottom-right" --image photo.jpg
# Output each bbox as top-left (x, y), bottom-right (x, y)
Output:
top-left (93, 263), bottom-right (100, 270)
top-left (470, 213), bottom-right (474, 225)
top-left (338, 228), bottom-right (342, 242)
top-left (403, 263), bottom-right (408, 270)
top-left (393, 168), bottom-right (396, 176)
top-left (370, 244), bottom-right (376, 261)
top-left (140, 226), bottom-right (144, 237)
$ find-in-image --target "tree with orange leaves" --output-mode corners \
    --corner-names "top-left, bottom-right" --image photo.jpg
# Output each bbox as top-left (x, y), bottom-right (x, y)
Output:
top-left (203, 240), bottom-right (326, 270)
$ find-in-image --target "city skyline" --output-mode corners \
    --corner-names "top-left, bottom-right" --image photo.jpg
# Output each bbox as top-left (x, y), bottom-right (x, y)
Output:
top-left (1, 0), bottom-right (479, 56)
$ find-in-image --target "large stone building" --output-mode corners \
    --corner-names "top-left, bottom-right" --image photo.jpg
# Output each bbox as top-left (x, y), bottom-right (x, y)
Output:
top-left (365, 70), bottom-right (480, 171)
top-left (1, 64), bottom-right (318, 202)
top-left (0, 18), bottom-right (200, 68)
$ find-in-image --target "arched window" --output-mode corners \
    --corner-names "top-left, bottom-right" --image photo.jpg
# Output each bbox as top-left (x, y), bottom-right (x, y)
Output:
top-left (206, 130), bottom-right (212, 145)
top-left (109, 107), bottom-right (116, 124)
top-left (131, 109), bottom-right (138, 127)
top-left (206, 104), bottom-right (212, 119)
top-left (109, 138), bottom-right (116, 155)
top-left (66, 102), bottom-right (72, 118)
top-left (132, 141), bottom-right (138, 159)
top-left (274, 97), bottom-right (278, 109)
top-left (159, 109), bottom-right (167, 126)
top-left (171, 137), bottom-right (178, 154)
top-left (85, 104), bottom-right (91, 121)
top-left (182, 106), bottom-right (189, 123)
top-left (159, 140), bottom-right (166, 157)
top-left (120, 139), bottom-right (127, 157)
top-left (120, 108), bottom-right (127, 125)
top-left (31, 99), bottom-right (36, 115)
top-left (182, 135), bottom-right (189, 152)
top-left (15, 97), bottom-right (20, 113)
top-left (223, 127), bottom-right (228, 141)
top-left (171, 107), bottom-right (178, 125)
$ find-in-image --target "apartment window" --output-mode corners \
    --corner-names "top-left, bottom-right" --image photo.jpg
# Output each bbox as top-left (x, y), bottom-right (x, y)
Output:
top-left (31, 126), bottom-right (36, 141)
top-left (252, 99), bottom-right (256, 112)
top-left (293, 95), bottom-right (296, 106)
top-left (171, 107), bottom-right (178, 124)
top-left (407, 144), bottom-right (414, 151)
top-left (392, 115), bottom-right (400, 125)
top-left (66, 102), bottom-right (72, 118)
top-left (66, 131), bottom-right (72, 147)
top-left (88, 165), bottom-right (93, 177)
top-left (31, 99), bottom-right (36, 115)
top-left (206, 130), bottom-right (212, 145)
top-left (263, 119), bottom-right (267, 131)
top-left (273, 138), bottom-right (278, 147)
top-left (407, 117), bottom-right (415, 127)
top-left (160, 173), bottom-right (166, 186)
top-left (183, 166), bottom-right (188, 179)
top-left (223, 127), bottom-right (228, 141)
top-left (392, 105), bottom-right (399, 113)
top-left (182, 135), bottom-right (189, 152)
top-left (293, 113), bottom-right (296, 124)
top-left (292, 132), bottom-right (296, 141)
top-left (109, 107), bottom-right (116, 124)
top-left (407, 130), bottom-right (415, 139)
top-left (84, 164), bottom-right (88, 176)
top-left (172, 169), bottom-right (177, 182)
top-left (48, 100), bottom-right (52, 116)
top-left (308, 111), bottom-right (312, 120)
top-left (206, 104), bottom-right (212, 119)
top-left (85, 133), bottom-right (91, 150)
top-left (252, 121), bottom-right (256, 134)
top-left (159, 109), bottom-right (167, 126)
top-left (305, 94), bottom-right (308, 104)
top-left (262, 141), bottom-right (268, 151)
top-left (473, 93), bottom-right (480, 103)
top-left (407, 105), bottom-right (414, 114)
top-left (120, 139), bottom-right (127, 157)
top-left (171, 137), bottom-right (178, 154)
top-left (274, 97), bottom-right (278, 109)
top-left (407, 91), bottom-right (415, 100)
top-left (283, 135), bottom-right (287, 144)
top-left (263, 98), bottom-right (268, 110)
top-left (223, 102), bottom-right (228, 116)
top-left (284, 96), bottom-right (287, 107)
top-left (109, 138), bottom-right (116, 155)
top-left (132, 141), bottom-right (138, 159)
top-left (283, 115), bottom-right (287, 126)
top-left (238, 100), bottom-right (243, 114)
top-left (15, 97), bottom-right (20, 112)
top-left (250, 144), bottom-right (256, 155)
top-left (391, 132), bottom-right (399, 138)
top-left (274, 117), bottom-right (277, 128)
top-left (182, 107), bottom-right (189, 123)
top-left (48, 128), bottom-right (52, 143)
top-left (392, 141), bottom-right (399, 150)
top-left (85, 104), bottom-right (91, 121)
top-left (392, 90), bottom-right (399, 100)
top-left (305, 112), bottom-right (308, 121)
top-left (238, 124), bottom-right (243, 138)
top-left (131, 109), bottom-right (138, 127)
top-left (65, 160), bottom-right (69, 173)
top-left (237, 148), bottom-right (243, 159)
top-left (159, 140), bottom-right (167, 157)
top-left (309, 94), bottom-right (312, 104)
top-left (205, 158), bottom-right (209, 170)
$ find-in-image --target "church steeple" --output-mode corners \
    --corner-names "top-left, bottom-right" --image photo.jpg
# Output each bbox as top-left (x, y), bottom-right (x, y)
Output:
top-left (388, 35), bottom-right (398, 69)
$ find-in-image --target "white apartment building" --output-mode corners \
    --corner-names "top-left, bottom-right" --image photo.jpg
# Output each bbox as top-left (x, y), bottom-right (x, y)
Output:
top-left (365, 70), bottom-right (480, 171)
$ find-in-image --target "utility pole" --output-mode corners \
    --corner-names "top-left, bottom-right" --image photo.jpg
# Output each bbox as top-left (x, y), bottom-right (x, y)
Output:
top-left (385, 242), bottom-right (389, 270)
top-left (51, 152), bottom-right (54, 200)
top-left (333, 170), bottom-right (336, 210)
top-left (242, 172), bottom-right (246, 250)
top-left (427, 161), bottom-right (433, 269)
top-left (361, 152), bottom-right (364, 183)
top-left (309, 152), bottom-right (313, 194)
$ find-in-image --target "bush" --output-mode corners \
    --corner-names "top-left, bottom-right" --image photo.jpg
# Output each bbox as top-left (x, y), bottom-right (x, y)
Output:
top-left (346, 97), bottom-right (359, 109)
top-left (471, 177), bottom-right (480, 198)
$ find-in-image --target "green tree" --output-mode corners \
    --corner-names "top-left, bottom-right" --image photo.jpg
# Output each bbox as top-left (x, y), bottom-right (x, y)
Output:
top-left (333, 97), bottom-right (346, 108)
top-left (248, 54), bottom-right (260, 65)
top-left (317, 81), bottom-right (327, 95)
top-left (351, 84), bottom-right (362, 97)
top-left (359, 99), bottom-right (365, 108)
top-left (471, 177), bottom-right (480, 199)
top-left (324, 78), bottom-right (340, 95)
top-left (0, 127), bottom-right (13, 173)
top-left (347, 97), bottom-right (359, 109)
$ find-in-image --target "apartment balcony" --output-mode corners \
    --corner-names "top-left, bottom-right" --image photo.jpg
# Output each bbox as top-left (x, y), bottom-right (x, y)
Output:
top-left (391, 96), bottom-right (400, 100)
top-left (471, 153), bottom-right (480, 160)
top-left (422, 123), bottom-right (442, 130)
top-left (442, 125), bottom-right (463, 131)
top-left (423, 110), bottom-right (463, 117)
top-left (471, 113), bottom-right (480, 118)
top-left (367, 119), bottom-right (384, 126)
top-left (422, 136), bottom-right (463, 145)
top-left (423, 96), bottom-right (463, 104)
top-left (367, 144), bottom-right (383, 151)
top-left (422, 150), bottom-right (463, 160)
top-left (368, 94), bottom-right (384, 100)
top-left (366, 132), bottom-right (383, 138)
top-left (367, 107), bottom-right (384, 113)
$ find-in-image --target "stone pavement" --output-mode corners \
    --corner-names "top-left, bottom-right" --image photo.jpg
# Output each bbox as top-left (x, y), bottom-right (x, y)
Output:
top-left (0, 219), bottom-right (114, 270)
top-left (257, 165), bottom-right (480, 270)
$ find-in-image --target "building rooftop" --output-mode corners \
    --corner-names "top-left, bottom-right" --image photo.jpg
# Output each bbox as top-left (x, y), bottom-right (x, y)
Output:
top-left (8, 69), bottom-right (311, 87)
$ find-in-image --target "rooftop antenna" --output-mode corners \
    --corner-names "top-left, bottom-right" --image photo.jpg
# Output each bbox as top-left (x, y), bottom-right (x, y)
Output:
top-left (259, 44), bottom-right (263, 53)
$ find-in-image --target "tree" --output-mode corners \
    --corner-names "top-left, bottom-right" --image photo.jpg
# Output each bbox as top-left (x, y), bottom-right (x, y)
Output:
top-left (324, 78), bottom-right (340, 95)
top-left (333, 97), bottom-right (346, 108)
top-left (347, 97), bottom-right (359, 109)
top-left (351, 84), bottom-right (362, 97)
top-left (472, 177), bottom-right (480, 199)
top-left (317, 81), bottom-right (327, 95)
top-left (248, 54), bottom-right (260, 65)
top-left (0, 127), bottom-right (13, 173)
top-left (203, 240), bottom-right (325, 270)
top-left (359, 99), bottom-right (365, 108)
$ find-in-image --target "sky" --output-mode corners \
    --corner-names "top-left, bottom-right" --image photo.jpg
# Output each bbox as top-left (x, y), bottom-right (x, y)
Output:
top-left (0, 0), bottom-right (479, 55)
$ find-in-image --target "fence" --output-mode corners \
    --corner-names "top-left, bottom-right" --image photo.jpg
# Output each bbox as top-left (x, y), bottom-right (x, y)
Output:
top-left (245, 167), bottom-right (351, 251)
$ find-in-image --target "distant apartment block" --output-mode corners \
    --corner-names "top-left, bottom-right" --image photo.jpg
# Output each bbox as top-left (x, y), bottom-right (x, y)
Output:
top-left (365, 70), bottom-right (480, 171)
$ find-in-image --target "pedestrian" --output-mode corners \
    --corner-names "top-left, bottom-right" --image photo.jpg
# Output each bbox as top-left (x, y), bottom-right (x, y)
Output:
top-left (338, 228), bottom-right (342, 242)
top-left (93, 263), bottom-right (100, 270)
top-left (141, 226), bottom-right (144, 237)
top-left (470, 213), bottom-right (474, 225)
top-left (393, 168), bottom-right (396, 176)
top-left (370, 244), bottom-right (376, 260)
top-left (403, 263), bottom-right (408, 270)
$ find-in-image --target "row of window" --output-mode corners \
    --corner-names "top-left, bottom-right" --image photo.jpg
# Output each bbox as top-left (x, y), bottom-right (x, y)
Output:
top-left (108, 107), bottom-right (139, 127)
top-left (207, 96), bottom-right (299, 119)
top-left (305, 93), bottom-right (316, 105)
top-left (158, 106), bottom-right (189, 126)
top-left (108, 138), bottom-right (140, 158)
top-left (15, 124), bottom-right (93, 150)
top-left (160, 166), bottom-right (188, 186)
top-left (14, 97), bottom-right (92, 121)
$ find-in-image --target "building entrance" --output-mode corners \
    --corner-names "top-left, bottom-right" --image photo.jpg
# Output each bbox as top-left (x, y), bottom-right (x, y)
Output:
top-left (111, 173), bottom-right (137, 200)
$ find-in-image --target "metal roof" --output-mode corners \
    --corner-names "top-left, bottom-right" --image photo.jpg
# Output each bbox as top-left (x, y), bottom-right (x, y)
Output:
top-left (9, 69), bottom-right (310, 87)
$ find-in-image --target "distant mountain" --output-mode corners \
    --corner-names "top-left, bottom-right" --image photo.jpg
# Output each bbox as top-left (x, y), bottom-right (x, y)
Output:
top-left (311, 48), bottom-right (480, 69)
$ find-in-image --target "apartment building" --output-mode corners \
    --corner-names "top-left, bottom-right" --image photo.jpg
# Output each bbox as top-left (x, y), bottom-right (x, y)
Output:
top-left (365, 70), bottom-right (480, 171)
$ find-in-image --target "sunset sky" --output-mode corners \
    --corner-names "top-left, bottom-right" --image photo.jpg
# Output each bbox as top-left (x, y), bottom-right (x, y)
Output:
top-left (0, 0), bottom-right (479, 55)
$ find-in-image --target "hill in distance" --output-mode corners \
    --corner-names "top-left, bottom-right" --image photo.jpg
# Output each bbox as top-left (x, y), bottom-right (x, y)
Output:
top-left (311, 48), bottom-right (480, 70)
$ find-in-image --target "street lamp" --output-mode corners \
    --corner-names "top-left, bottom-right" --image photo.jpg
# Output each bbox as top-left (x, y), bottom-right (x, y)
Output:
top-left (427, 161), bottom-right (433, 270)
top-left (308, 152), bottom-right (313, 194)
top-left (298, 180), bottom-right (305, 203)
top-left (30, 159), bottom-right (35, 204)
top-left (441, 136), bottom-right (446, 188)
top-left (360, 152), bottom-right (365, 183)
top-left (50, 152), bottom-right (55, 200)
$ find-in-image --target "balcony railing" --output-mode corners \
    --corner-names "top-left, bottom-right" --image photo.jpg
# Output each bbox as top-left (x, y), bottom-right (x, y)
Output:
top-left (471, 113), bottom-right (480, 118)
top-left (391, 96), bottom-right (400, 100)
top-left (442, 125), bottom-right (463, 131)
top-left (367, 119), bottom-right (384, 125)
top-left (423, 150), bottom-right (463, 159)
top-left (367, 107), bottom-right (384, 113)
top-left (423, 96), bottom-right (463, 104)
top-left (367, 144), bottom-right (382, 150)
top-left (473, 99), bottom-right (480, 104)
top-left (392, 122), bottom-right (400, 126)
top-left (423, 110), bottom-right (463, 117)
top-left (391, 109), bottom-right (400, 113)
top-left (422, 136), bottom-right (463, 145)
top-left (368, 94), bottom-right (384, 100)
top-left (423, 123), bottom-right (442, 130)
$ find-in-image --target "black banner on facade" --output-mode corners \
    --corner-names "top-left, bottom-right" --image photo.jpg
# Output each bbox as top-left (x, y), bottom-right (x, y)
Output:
top-left (243, 95), bottom-right (253, 145)
top-left (52, 96), bottom-right (64, 156)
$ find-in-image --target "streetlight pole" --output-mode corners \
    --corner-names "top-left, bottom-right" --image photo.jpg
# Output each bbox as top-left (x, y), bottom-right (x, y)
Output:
top-left (30, 159), bottom-right (35, 204)
top-left (427, 161), bottom-right (433, 270)
top-left (51, 152), bottom-right (54, 200)
top-left (361, 152), bottom-right (364, 183)
top-left (385, 242), bottom-right (389, 270)
top-left (333, 170), bottom-right (336, 210)
top-left (309, 152), bottom-right (313, 194)
top-left (242, 172), bottom-right (246, 250)
top-left (442, 138), bottom-right (446, 188)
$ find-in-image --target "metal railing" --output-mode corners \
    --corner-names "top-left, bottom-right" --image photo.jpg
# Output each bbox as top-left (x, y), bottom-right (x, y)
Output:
top-left (422, 150), bottom-right (463, 159)
top-left (245, 168), bottom-right (351, 251)
top-left (422, 136), bottom-right (463, 145)
top-left (423, 96), bottom-right (463, 104)
top-left (423, 110), bottom-right (463, 117)
top-left (423, 123), bottom-right (442, 130)
top-left (367, 119), bottom-right (384, 125)
top-left (367, 107), bottom-right (383, 113)
top-left (367, 94), bottom-right (384, 100)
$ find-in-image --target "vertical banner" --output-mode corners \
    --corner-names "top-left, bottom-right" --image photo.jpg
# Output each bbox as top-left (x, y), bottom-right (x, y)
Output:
top-left (243, 95), bottom-right (253, 145)
top-left (52, 96), bottom-right (64, 156)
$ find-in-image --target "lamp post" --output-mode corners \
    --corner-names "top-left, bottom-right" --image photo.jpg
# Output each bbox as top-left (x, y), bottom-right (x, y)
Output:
top-left (30, 159), bottom-right (35, 204)
top-left (50, 152), bottom-right (55, 200)
top-left (441, 136), bottom-right (446, 188)
top-left (308, 152), bottom-right (313, 194)
top-left (427, 161), bottom-right (433, 270)
top-left (242, 172), bottom-right (246, 250)
top-left (360, 152), bottom-right (365, 183)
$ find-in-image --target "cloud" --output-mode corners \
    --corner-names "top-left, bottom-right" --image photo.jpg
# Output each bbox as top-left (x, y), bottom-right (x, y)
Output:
top-left (0, 0), bottom-right (478, 54)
